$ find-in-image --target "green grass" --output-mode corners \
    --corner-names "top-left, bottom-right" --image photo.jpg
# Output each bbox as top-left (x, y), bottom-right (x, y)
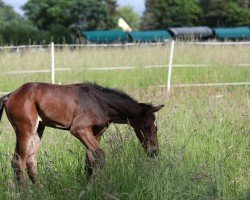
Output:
top-left (0, 88), bottom-right (249, 200)
top-left (0, 66), bottom-right (249, 92)
top-left (0, 43), bottom-right (249, 199)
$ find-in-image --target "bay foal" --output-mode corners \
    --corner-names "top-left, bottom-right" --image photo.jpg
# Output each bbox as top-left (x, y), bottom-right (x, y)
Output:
top-left (0, 82), bottom-right (164, 185)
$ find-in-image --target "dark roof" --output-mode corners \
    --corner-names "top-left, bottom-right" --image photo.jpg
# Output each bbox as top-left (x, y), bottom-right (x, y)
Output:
top-left (168, 26), bottom-right (213, 39)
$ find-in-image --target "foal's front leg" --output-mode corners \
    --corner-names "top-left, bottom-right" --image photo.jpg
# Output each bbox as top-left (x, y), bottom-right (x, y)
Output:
top-left (85, 132), bottom-right (104, 181)
top-left (85, 147), bottom-right (105, 182)
top-left (70, 123), bottom-right (105, 182)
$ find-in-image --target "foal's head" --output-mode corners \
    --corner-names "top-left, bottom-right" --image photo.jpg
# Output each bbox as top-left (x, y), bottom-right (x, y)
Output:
top-left (131, 104), bottom-right (164, 157)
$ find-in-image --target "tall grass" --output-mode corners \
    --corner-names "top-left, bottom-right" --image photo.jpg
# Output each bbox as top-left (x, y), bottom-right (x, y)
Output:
top-left (0, 43), bottom-right (249, 199)
top-left (0, 87), bottom-right (249, 200)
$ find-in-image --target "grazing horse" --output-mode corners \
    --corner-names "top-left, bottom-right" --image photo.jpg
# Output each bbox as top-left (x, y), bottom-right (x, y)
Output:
top-left (0, 82), bottom-right (164, 185)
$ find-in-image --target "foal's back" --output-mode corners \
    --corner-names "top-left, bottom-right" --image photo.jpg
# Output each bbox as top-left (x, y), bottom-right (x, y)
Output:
top-left (5, 82), bottom-right (80, 130)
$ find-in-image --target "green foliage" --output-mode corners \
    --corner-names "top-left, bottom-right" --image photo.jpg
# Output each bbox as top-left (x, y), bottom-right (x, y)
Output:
top-left (199, 0), bottom-right (250, 27)
top-left (0, 0), bottom-right (20, 24)
top-left (1, 20), bottom-right (37, 45)
top-left (22, 0), bottom-right (117, 31)
top-left (225, 1), bottom-right (250, 26)
top-left (0, 0), bottom-right (50, 45)
top-left (20, 0), bottom-right (118, 43)
top-left (141, 0), bottom-right (250, 29)
top-left (105, 0), bottom-right (118, 29)
top-left (0, 0), bottom-right (21, 43)
top-left (141, 0), bottom-right (202, 30)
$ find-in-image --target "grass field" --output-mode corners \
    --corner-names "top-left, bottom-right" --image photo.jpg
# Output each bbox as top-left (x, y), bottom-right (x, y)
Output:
top-left (0, 43), bottom-right (249, 200)
top-left (0, 43), bottom-right (250, 91)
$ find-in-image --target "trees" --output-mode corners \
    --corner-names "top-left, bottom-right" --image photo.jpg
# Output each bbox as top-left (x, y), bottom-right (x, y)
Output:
top-left (1, 0), bottom-right (249, 44)
top-left (105, 0), bottom-right (118, 28)
top-left (0, 1), bottom-right (20, 25)
top-left (22, 0), bottom-right (118, 42)
top-left (141, 0), bottom-right (250, 29)
top-left (0, 0), bottom-right (40, 44)
top-left (23, 0), bottom-right (117, 31)
top-left (1, 20), bottom-right (46, 44)
top-left (222, 1), bottom-right (250, 26)
top-left (199, 0), bottom-right (250, 27)
top-left (141, 0), bottom-right (202, 30)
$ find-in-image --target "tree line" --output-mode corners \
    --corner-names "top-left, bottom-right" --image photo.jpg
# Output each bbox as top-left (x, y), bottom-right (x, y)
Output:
top-left (0, 0), bottom-right (249, 44)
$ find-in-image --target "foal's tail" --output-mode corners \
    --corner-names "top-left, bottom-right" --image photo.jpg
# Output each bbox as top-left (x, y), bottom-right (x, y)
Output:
top-left (0, 94), bottom-right (10, 121)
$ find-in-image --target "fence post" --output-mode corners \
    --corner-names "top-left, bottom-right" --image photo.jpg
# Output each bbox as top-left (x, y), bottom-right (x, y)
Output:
top-left (167, 40), bottom-right (175, 97)
top-left (51, 42), bottom-right (55, 84)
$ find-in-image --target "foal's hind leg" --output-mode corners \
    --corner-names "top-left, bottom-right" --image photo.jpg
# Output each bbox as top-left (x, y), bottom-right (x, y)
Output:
top-left (12, 133), bottom-right (34, 186)
top-left (10, 118), bottom-right (40, 186)
top-left (26, 122), bottom-right (45, 184)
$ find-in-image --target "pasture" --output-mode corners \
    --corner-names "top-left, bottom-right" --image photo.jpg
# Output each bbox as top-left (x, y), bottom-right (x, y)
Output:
top-left (0, 43), bottom-right (249, 199)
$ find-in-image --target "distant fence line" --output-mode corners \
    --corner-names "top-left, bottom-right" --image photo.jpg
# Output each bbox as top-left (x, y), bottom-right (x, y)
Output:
top-left (0, 42), bottom-right (170, 50)
top-left (179, 41), bottom-right (250, 45)
top-left (1, 41), bottom-right (250, 50)
top-left (0, 41), bottom-right (250, 96)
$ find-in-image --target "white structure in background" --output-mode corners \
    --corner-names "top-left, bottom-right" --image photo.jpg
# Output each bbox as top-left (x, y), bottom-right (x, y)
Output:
top-left (118, 18), bottom-right (132, 32)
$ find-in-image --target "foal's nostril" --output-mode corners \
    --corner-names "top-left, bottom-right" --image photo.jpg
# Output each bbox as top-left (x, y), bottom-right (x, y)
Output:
top-left (151, 150), bottom-right (158, 158)
top-left (147, 147), bottom-right (159, 158)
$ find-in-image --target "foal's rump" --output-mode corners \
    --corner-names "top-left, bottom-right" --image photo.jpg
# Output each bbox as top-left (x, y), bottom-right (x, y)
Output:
top-left (0, 94), bottom-right (10, 121)
top-left (4, 82), bottom-right (78, 130)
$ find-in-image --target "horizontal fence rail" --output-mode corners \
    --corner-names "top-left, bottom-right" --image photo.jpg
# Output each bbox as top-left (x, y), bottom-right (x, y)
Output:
top-left (0, 42), bottom-right (170, 50)
top-left (181, 41), bottom-right (250, 45)
top-left (1, 41), bottom-right (250, 49)
top-left (159, 82), bottom-right (250, 88)
top-left (1, 63), bottom-right (249, 75)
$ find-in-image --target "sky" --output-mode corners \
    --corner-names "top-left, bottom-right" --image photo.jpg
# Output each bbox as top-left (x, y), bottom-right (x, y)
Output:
top-left (3, 0), bottom-right (145, 15)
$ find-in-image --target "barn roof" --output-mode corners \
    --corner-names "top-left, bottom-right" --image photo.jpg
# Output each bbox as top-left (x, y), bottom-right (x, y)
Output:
top-left (168, 26), bottom-right (213, 39)
top-left (213, 27), bottom-right (250, 40)
top-left (127, 30), bottom-right (171, 42)
top-left (82, 30), bottom-right (128, 43)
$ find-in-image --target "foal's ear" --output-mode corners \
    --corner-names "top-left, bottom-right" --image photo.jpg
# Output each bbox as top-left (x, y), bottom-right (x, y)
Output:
top-left (151, 105), bottom-right (164, 113)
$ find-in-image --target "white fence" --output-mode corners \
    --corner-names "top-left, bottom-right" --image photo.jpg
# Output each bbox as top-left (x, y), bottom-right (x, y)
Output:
top-left (0, 41), bottom-right (250, 96)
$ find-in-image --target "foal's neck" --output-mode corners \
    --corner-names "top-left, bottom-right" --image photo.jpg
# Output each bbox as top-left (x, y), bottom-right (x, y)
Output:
top-left (107, 98), bottom-right (142, 124)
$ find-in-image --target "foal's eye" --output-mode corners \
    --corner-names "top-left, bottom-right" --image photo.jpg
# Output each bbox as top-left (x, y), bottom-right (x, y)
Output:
top-left (145, 127), bottom-right (150, 132)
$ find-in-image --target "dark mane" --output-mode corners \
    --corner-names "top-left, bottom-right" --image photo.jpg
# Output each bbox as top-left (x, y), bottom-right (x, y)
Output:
top-left (81, 83), bottom-right (139, 104)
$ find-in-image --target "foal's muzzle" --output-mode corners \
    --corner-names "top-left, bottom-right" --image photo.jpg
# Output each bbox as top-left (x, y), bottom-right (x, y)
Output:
top-left (147, 146), bottom-right (159, 158)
